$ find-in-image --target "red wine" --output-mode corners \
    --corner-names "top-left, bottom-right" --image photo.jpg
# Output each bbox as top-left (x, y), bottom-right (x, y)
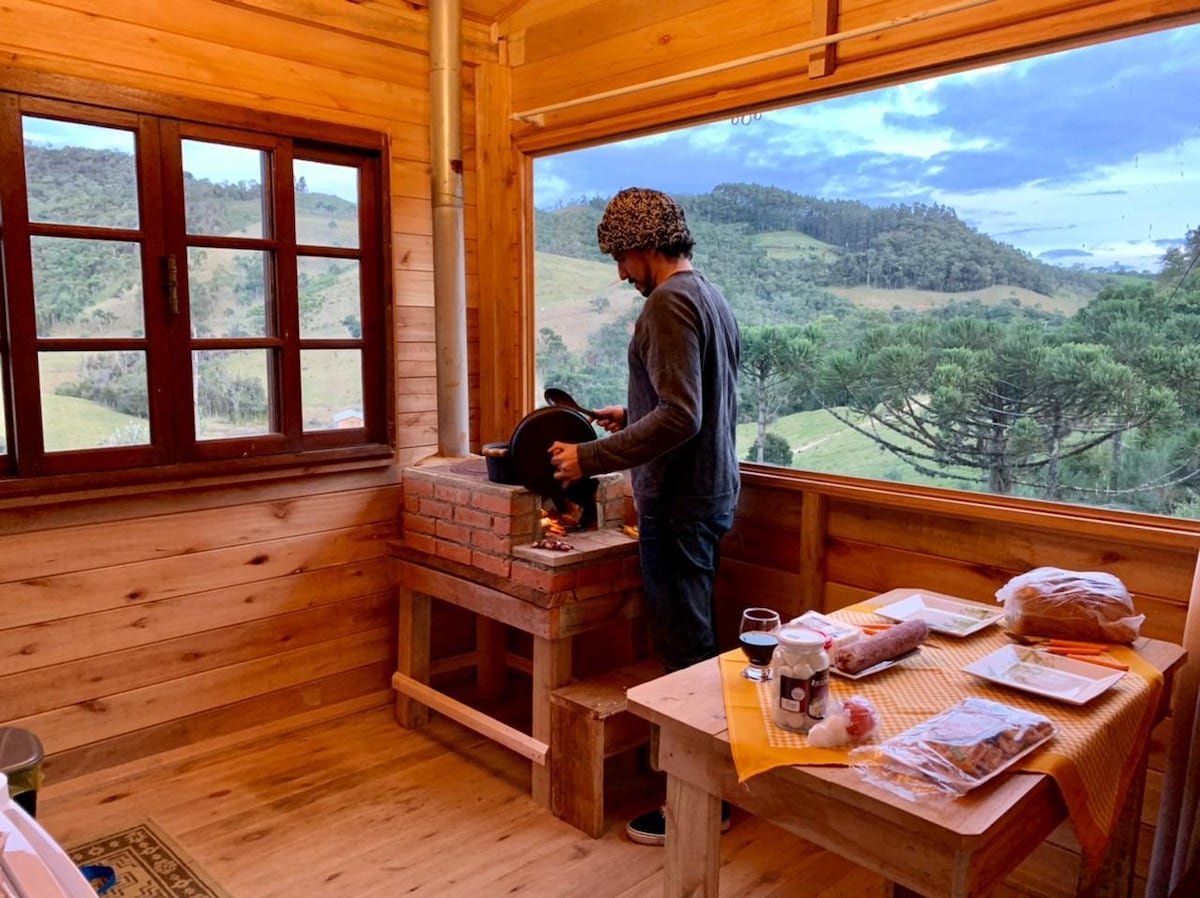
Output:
top-left (739, 631), bottom-right (778, 665)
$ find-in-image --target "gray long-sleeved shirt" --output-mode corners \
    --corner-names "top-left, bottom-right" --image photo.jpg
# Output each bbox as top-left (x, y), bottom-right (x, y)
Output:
top-left (576, 269), bottom-right (740, 519)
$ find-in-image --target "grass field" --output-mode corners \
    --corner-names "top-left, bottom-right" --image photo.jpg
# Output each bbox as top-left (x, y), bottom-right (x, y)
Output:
top-left (754, 230), bottom-right (839, 262)
top-left (42, 393), bottom-right (146, 452)
top-left (736, 406), bottom-right (982, 491)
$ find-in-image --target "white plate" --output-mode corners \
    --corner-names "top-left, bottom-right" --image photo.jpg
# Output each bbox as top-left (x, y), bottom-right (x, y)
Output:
top-left (874, 593), bottom-right (1003, 637)
top-left (830, 647), bottom-right (921, 680)
top-left (962, 644), bottom-right (1125, 705)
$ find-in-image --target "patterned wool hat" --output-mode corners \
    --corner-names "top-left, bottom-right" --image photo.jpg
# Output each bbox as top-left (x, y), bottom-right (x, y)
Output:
top-left (596, 187), bottom-right (693, 256)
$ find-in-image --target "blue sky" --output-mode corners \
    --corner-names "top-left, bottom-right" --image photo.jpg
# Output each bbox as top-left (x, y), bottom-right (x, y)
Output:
top-left (534, 23), bottom-right (1200, 272)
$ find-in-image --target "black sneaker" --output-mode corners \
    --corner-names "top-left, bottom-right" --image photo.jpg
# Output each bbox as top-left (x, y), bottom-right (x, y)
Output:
top-left (624, 803), bottom-right (732, 846)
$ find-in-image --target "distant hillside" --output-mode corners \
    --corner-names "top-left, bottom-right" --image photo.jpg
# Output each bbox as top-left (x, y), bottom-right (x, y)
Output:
top-left (23, 142), bottom-right (358, 342)
top-left (536, 182), bottom-right (1107, 299)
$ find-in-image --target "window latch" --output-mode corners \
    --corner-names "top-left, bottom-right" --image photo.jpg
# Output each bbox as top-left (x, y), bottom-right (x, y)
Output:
top-left (161, 254), bottom-right (179, 314)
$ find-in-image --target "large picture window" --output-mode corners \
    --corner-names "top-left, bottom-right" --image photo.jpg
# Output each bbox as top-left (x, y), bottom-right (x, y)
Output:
top-left (0, 92), bottom-right (389, 484)
top-left (532, 23), bottom-right (1200, 520)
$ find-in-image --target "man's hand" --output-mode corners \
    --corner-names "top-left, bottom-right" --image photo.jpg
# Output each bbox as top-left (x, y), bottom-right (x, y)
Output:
top-left (549, 441), bottom-right (582, 482)
top-left (593, 406), bottom-right (626, 434)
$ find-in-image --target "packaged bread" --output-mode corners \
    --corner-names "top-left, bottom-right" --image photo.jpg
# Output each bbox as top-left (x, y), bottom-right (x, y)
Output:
top-left (995, 566), bottom-right (1143, 644)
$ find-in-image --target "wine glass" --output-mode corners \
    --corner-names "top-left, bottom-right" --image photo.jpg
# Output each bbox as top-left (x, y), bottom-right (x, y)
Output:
top-left (739, 607), bottom-right (782, 681)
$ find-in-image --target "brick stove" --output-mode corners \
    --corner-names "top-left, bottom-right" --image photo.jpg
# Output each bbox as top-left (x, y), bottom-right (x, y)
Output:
top-left (391, 456), bottom-right (645, 809)
top-left (399, 457), bottom-right (640, 601)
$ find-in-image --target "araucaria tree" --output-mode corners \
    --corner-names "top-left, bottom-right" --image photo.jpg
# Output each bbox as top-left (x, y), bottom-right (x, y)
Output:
top-left (816, 316), bottom-right (1179, 498)
top-left (738, 325), bottom-right (815, 463)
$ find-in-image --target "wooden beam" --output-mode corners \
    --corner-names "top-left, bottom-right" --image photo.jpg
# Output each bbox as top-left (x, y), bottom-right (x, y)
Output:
top-left (799, 492), bottom-right (827, 611)
top-left (810, 0), bottom-right (839, 79)
top-left (391, 672), bottom-right (549, 764)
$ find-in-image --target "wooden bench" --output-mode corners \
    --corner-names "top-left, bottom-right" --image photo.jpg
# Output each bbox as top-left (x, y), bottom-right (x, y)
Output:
top-left (549, 659), bottom-right (663, 837)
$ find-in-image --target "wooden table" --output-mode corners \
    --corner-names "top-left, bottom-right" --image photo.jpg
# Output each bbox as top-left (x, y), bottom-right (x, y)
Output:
top-left (626, 637), bottom-right (1184, 898)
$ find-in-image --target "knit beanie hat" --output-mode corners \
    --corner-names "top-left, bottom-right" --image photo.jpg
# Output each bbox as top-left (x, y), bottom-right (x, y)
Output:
top-left (596, 187), bottom-right (693, 256)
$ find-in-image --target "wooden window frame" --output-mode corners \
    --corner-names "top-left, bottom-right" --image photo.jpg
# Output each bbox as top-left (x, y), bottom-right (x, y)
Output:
top-left (0, 72), bottom-right (394, 499)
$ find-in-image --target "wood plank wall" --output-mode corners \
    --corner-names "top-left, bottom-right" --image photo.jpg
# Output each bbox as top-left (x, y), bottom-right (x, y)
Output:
top-left (0, 1), bottom-right (497, 779)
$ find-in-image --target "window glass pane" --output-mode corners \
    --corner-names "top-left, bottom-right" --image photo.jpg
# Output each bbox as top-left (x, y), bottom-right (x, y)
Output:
top-left (301, 349), bottom-right (363, 432)
top-left (182, 141), bottom-right (267, 238)
top-left (31, 237), bottom-right (144, 338)
top-left (41, 350), bottom-right (149, 451)
top-left (298, 257), bottom-right (360, 338)
top-left (294, 160), bottom-right (359, 248)
top-left (22, 118), bottom-right (138, 229)
top-left (194, 349), bottom-right (272, 440)
top-left (532, 24), bottom-right (1200, 520)
top-left (187, 247), bottom-right (270, 338)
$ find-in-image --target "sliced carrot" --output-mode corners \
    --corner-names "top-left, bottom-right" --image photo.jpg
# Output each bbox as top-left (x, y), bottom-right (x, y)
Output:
top-left (1044, 645), bottom-right (1104, 655)
top-left (1064, 653), bottom-right (1129, 671)
top-left (1045, 638), bottom-right (1109, 650)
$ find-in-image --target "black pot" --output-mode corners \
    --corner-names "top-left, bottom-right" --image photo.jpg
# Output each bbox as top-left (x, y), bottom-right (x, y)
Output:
top-left (482, 408), bottom-right (597, 513)
top-left (482, 441), bottom-right (515, 484)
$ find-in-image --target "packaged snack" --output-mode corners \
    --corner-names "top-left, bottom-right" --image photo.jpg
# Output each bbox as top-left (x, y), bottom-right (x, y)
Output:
top-left (848, 698), bottom-right (1055, 801)
top-left (787, 610), bottom-right (863, 652)
top-left (995, 566), bottom-right (1143, 644)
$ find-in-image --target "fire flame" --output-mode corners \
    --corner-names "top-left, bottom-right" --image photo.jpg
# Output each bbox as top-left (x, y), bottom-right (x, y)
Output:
top-left (540, 510), bottom-right (571, 537)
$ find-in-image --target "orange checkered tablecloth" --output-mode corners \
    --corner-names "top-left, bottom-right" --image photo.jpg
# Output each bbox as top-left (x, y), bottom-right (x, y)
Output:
top-left (720, 600), bottom-right (1163, 869)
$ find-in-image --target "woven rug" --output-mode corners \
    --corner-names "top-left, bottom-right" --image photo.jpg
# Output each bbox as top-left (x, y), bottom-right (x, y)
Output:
top-left (68, 820), bottom-right (232, 898)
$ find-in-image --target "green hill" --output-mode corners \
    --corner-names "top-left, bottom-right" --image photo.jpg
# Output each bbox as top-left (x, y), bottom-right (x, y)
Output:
top-left (737, 407), bottom-right (979, 490)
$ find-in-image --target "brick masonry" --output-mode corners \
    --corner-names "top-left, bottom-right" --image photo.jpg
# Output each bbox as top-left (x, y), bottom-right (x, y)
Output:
top-left (400, 459), bottom-right (638, 595)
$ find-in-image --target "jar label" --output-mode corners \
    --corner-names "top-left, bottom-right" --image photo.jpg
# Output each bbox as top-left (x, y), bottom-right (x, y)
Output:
top-left (778, 670), bottom-right (828, 721)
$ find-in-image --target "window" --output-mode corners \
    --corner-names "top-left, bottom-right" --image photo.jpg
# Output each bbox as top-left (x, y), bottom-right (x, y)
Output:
top-left (532, 23), bottom-right (1200, 520)
top-left (0, 92), bottom-right (389, 485)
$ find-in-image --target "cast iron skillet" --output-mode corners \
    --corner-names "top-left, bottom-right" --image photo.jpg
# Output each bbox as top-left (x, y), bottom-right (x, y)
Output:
top-left (508, 406), bottom-right (596, 510)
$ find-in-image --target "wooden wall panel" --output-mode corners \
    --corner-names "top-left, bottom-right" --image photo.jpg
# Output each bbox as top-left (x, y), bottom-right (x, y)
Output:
top-left (0, 562), bottom-right (392, 679)
top-left (0, 469), bottom-right (399, 778)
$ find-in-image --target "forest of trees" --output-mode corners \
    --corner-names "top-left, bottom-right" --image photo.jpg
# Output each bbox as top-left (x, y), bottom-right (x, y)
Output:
top-left (535, 185), bottom-right (1200, 519)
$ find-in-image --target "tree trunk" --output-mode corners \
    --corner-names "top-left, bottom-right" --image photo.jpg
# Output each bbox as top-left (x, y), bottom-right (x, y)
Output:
top-left (1109, 431), bottom-right (1124, 491)
top-left (756, 378), bottom-right (768, 463)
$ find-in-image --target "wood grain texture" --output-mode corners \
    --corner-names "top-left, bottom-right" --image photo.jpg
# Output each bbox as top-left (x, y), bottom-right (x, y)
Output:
top-left (511, 0), bottom-right (1200, 149)
top-left (37, 707), bottom-right (891, 897)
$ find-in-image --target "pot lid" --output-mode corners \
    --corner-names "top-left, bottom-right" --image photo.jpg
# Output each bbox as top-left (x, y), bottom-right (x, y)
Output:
top-left (508, 406), bottom-right (596, 504)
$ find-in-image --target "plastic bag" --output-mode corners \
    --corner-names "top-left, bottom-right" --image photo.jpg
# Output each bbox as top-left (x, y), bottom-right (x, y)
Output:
top-left (806, 695), bottom-right (880, 748)
top-left (848, 698), bottom-right (1055, 801)
top-left (995, 566), bottom-right (1143, 644)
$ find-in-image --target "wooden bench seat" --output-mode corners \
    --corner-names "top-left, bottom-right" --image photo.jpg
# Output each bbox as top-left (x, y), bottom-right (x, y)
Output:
top-left (549, 659), bottom-right (663, 837)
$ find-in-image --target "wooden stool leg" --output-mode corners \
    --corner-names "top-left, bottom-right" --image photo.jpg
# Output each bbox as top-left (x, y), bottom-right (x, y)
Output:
top-left (551, 703), bottom-right (606, 838)
top-left (396, 586), bottom-right (431, 727)
top-left (532, 634), bottom-right (572, 807)
top-left (476, 616), bottom-right (507, 701)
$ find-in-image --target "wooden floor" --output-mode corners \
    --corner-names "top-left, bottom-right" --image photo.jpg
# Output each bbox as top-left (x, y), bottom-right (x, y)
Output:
top-left (36, 705), bottom-right (890, 898)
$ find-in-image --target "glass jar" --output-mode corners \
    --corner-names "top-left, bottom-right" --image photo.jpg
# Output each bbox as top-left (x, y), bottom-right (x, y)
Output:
top-left (770, 626), bottom-right (830, 733)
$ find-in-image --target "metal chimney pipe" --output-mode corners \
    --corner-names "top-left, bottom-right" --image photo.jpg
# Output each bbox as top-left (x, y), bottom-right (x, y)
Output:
top-left (429, 0), bottom-right (470, 457)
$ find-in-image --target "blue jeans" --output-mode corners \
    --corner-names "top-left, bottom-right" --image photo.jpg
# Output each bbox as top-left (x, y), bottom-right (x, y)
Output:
top-left (637, 510), bottom-right (734, 672)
